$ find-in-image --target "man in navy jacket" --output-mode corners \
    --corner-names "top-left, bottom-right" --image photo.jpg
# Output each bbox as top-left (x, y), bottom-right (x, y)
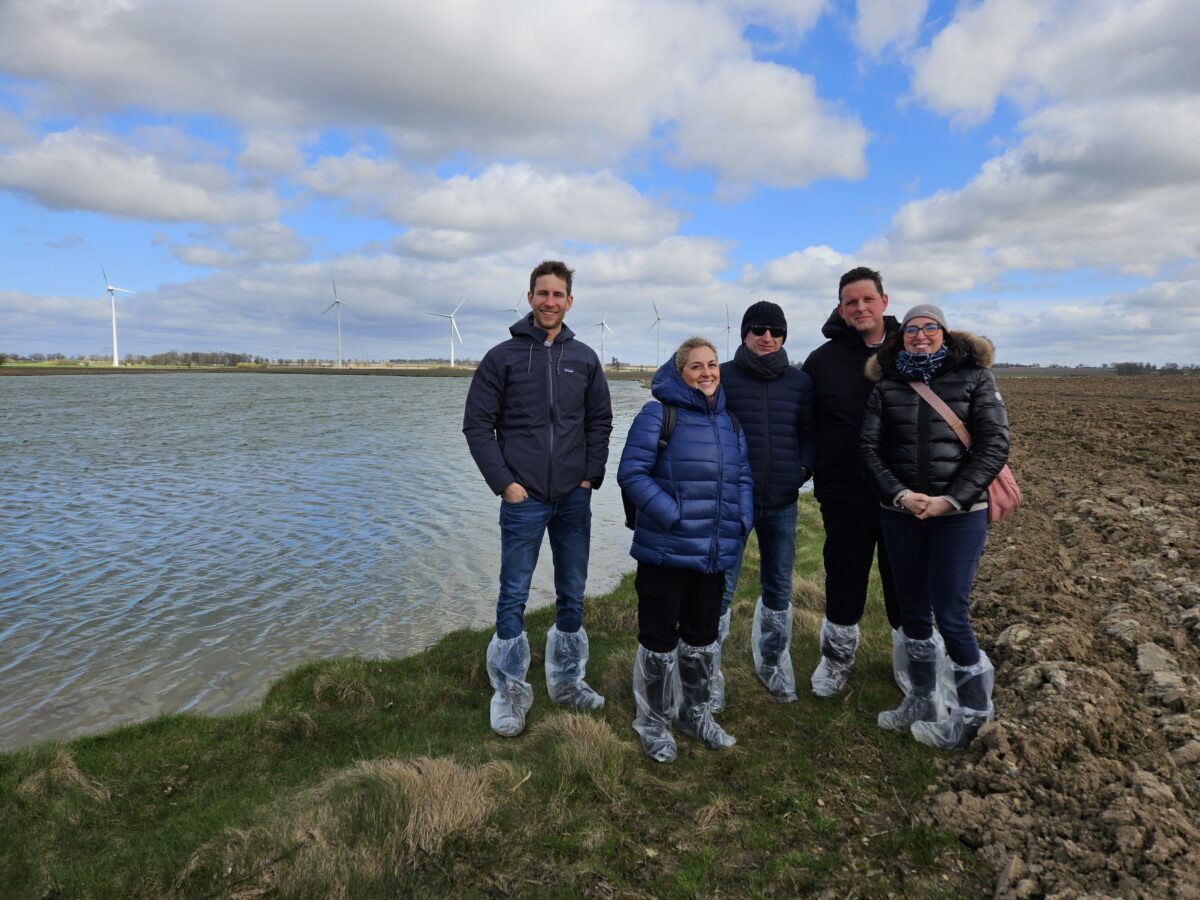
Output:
top-left (716, 301), bottom-right (814, 705)
top-left (463, 260), bottom-right (612, 737)
top-left (801, 266), bottom-right (902, 697)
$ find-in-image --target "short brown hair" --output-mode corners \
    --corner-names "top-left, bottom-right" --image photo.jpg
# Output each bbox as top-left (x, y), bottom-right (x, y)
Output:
top-left (838, 266), bottom-right (884, 302)
top-left (674, 336), bottom-right (718, 372)
top-left (529, 260), bottom-right (574, 295)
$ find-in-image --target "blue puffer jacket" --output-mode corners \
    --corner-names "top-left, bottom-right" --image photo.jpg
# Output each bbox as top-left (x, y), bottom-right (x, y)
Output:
top-left (720, 346), bottom-right (814, 510)
top-left (617, 359), bottom-right (754, 574)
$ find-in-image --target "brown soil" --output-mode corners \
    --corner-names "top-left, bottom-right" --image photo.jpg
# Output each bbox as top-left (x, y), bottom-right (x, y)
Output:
top-left (927, 375), bottom-right (1200, 899)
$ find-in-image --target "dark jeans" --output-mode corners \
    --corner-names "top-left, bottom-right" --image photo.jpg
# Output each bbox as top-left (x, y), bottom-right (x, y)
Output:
top-left (879, 508), bottom-right (988, 666)
top-left (495, 486), bottom-right (591, 640)
top-left (721, 501), bottom-right (797, 615)
top-left (636, 562), bottom-right (725, 653)
top-left (818, 497), bottom-right (901, 629)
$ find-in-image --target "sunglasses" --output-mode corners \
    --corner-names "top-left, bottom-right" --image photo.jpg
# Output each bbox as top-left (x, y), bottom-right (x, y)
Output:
top-left (749, 325), bottom-right (786, 338)
top-left (902, 323), bottom-right (942, 336)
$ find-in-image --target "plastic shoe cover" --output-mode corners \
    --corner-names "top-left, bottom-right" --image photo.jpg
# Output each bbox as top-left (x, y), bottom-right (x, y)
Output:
top-left (632, 645), bottom-right (679, 762)
top-left (708, 609), bottom-right (732, 714)
top-left (878, 635), bottom-right (940, 731)
top-left (486, 632), bottom-right (534, 737)
top-left (911, 652), bottom-right (995, 750)
top-left (676, 641), bottom-right (736, 749)
top-left (810, 619), bottom-right (860, 697)
top-left (545, 625), bottom-right (605, 711)
top-left (892, 627), bottom-right (956, 716)
top-left (751, 598), bottom-right (798, 702)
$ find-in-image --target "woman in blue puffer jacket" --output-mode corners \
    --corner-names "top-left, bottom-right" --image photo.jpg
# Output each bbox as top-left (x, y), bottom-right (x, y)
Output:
top-left (618, 337), bottom-right (754, 762)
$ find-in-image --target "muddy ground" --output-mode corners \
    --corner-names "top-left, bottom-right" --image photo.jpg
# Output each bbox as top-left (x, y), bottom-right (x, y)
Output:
top-left (927, 375), bottom-right (1200, 898)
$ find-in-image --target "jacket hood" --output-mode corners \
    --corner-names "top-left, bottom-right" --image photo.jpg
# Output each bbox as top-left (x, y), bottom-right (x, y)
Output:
top-left (820, 308), bottom-right (901, 343)
top-left (865, 330), bottom-right (995, 381)
top-left (509, 311), bottom-right (575, 344)
top-left (650, 358), bottom-right (727, 415)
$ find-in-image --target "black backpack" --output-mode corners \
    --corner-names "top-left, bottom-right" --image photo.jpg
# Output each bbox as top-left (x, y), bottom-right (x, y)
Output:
top-left (621, 403), bottom-right (740, 530)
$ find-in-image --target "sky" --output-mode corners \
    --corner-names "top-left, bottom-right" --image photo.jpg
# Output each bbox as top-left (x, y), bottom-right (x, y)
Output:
top-left (1, 0), bottom-right (1198, 367)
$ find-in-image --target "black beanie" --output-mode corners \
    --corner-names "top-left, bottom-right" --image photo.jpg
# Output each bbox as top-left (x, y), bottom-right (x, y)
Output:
top-left (741, 301), bottom-right (787, 343)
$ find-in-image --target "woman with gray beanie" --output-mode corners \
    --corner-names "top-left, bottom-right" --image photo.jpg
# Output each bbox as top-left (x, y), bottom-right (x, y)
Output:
top-left (859, 304), bottom-right (1010, 749)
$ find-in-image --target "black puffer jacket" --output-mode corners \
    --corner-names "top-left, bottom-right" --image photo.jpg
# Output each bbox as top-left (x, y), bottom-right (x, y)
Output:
top-left (801, 310), bottom-right (900, 503)
top-left (859, 331), bottom-right (1009, 510)
top-left (720, 347), bottom-right (814, 510)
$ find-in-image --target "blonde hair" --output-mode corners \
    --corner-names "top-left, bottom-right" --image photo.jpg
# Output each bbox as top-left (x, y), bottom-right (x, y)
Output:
top-left (674, 336), bottom-right (718, 372)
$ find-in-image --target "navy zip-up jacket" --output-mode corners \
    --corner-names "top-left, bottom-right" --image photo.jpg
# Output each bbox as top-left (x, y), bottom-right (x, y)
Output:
top-left (617, 359), bottom-right (753, 574)
top-left (720, 351), bottom-right (814, 510)
top-left (463, 314), bottom-right (612, 503)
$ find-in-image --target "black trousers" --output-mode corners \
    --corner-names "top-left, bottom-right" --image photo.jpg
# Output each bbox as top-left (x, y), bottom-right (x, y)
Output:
top-left (818, 497), bottom-right (901, 629)
top-left (636, 562), bottom-right (725, 653)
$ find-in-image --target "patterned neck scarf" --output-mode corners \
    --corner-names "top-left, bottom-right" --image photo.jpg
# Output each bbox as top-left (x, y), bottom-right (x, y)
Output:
top-left (895, 346), bottom-right (947, 383)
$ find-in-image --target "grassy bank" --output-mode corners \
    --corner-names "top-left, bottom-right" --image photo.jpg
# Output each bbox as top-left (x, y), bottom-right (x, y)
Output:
top-left (0, 495), bottom-right (983, 898)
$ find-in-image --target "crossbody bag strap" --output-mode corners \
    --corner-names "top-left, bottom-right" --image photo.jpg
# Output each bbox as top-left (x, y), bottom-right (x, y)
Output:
top-left (907, 381), bottom-right (973, 449)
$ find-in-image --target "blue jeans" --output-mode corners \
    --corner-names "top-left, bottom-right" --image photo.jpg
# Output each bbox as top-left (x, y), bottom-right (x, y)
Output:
top-left (496, 486), bottom-right (591, 640)
top-left (879, 508), bottom-right (988, 666)
top-left (722, 501), bottom-right (797, 615)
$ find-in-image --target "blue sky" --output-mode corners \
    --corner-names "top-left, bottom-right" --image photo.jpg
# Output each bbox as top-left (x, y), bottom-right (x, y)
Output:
top-left (2, 0), bottom-right (1198, 366)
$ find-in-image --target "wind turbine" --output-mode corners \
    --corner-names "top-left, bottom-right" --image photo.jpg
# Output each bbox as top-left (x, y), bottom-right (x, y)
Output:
top-left (101, 266), bottom-right (132, 367)
top-left (322, 278), bottom-right (344, 369)
top-left (723, 304), bottom-right (733, 360)
top-left (648, 302), bottom-right (664, 368)
top-left (429, 299), bottom-right (465, 367)
top-left (502, 296), bottom-right (522, 317)
top-left (591, 309), bottom-right (615, 367)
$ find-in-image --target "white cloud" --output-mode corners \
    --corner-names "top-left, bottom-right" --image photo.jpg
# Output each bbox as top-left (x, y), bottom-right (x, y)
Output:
top-left (0, 0), bottom-right (865, 190)
top-left (238, 131), bottom-right (311, 176)
top-left (672, 60), bottom-right (868, 190)
top-left (854, 0), bottom-right (928, 57)
top-left (0, 129), bottom-right (279, 223)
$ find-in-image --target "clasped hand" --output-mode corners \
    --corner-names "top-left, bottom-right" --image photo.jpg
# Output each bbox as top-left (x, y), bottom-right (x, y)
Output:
top-left (901, 491), bottom-right (953, 520)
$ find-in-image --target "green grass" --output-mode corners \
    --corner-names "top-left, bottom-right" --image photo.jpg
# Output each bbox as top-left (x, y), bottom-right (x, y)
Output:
top-left (0, 495), bottom-right (985, 898)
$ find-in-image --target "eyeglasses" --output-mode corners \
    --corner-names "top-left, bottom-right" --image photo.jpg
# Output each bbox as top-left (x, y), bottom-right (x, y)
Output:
top-left (749, 325), bottom-right (786, 338)
top-left (902, 323), bottom-right (942, 336)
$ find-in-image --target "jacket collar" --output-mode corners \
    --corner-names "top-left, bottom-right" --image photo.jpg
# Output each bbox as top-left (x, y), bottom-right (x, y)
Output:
top-left (865, 330), bottom-right (996, 381)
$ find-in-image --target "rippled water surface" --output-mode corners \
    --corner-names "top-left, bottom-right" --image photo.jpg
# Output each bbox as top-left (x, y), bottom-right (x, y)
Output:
top-left (0, 373), bottom-right (648, 750)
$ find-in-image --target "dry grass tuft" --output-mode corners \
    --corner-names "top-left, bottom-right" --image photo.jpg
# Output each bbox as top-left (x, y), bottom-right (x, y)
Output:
top-left (178, 756), bottom-right (502, 898)
top-left (312, 662), bottom-right (375, 710)
top-left (531, 712), bottom-right (632, 801)
top-left (16, 748), bottom-right (110, 803)
top-left (264, 711), bottom-right (317, 742)
top-left (597, 646), bottom-right (635, 716)
top-left (791, 576), bottom-right (825, 611)
top-left (696, 795), bottom-right (736, 833)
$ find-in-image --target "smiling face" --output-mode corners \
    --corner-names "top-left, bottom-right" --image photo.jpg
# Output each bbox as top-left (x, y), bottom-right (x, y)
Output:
top-left (902, 316), bottom-right (945, 354)
top-left (681, 345), bottom-right (720, 398)
top-left (527, 273), bottom-right (573, 339)
top-left (838, 278), bottom-right (889, 344)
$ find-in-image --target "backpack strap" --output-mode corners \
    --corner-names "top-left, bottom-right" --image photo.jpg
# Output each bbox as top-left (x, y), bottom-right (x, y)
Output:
top-left (658, 402), bottom-right (676, 450)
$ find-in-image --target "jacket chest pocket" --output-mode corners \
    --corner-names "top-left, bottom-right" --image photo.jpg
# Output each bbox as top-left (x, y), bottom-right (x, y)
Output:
top-left (555, 368), bottom-right (588, 418)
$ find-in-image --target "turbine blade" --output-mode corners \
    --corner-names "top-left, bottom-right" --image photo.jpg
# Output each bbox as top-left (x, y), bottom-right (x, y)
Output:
top-left (604, 322), bottom-right (615, 334)
top-left (452, 318), bottom-right (463, 342)
top-left (331, 276), bottom-right (338, 299)
top-left (114, 287), bottom-right (132, 294)
top-left (429, 312), bottom-right (449, 319)
top-left (653, 301), bottom-right (660, 316)
top-left (101, 265), bottom-right (109, 287)
top-left (452, 298), bottom-right (466, 315)
top-left (323, 301), bottom-right (336, 314)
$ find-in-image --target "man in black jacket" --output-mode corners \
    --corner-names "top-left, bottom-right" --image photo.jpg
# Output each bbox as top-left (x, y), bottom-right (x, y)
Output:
top-left (802, 267), bottom-right (902, 696)
top-left (715, 301), bottom-right (814, 706)
top-left (463, 260), bottom-right (613, 736)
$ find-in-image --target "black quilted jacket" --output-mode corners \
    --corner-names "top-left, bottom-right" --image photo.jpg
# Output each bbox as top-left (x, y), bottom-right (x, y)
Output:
top-left (859, 331), bottom-right (1009, 510)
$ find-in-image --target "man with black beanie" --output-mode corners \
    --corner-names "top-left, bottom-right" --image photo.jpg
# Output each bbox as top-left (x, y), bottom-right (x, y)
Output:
top-left (802, 267), bottom-right (902, 697)
top-left (710, 300), bottom-right (814, 708)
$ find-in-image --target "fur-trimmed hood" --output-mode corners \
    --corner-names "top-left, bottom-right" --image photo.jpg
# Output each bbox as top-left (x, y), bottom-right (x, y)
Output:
top-left (865, 330), bottom-right (994, 382)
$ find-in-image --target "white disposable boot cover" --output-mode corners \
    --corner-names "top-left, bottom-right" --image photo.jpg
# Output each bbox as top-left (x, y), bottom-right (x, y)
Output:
top-left (751, 598), bottom-right (798, 702)
top-left (810, 619), bottom-right (859, 697)
top-left (676, 640), bottom-right (736, 749)
top-left (708, 608), bottom-right (731, 713)
top-left (486, 632), bottom-right (534, 737)
top-left (878, 633), bottom-right (940, 731)
top-left (891, 626), bottom-right (956, 717)
top-left (545, 624), bottom-right (604, 710)
top-left (911, 652), bottom-right (995, 750)
top-left (632, 645), bottom-right (679, 762)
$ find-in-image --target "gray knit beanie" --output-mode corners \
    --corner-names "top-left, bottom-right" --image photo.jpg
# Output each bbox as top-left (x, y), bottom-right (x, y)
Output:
top-left (901, 304), bottom-right (948, 331)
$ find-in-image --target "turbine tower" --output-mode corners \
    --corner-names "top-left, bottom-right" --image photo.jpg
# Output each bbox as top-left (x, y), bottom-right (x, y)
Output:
top-left (723, 304), bottom-right (733, 360)
top-left (101, 266), bottom-right (132, 368)
top-left (322, 278), bottom-right (344, 369)
top-left (429, 299), bottom-right (465, 367)
top-left (591, 309), bottom-right (615, 367)
top-left (648, 302), bottom-right (664, 368)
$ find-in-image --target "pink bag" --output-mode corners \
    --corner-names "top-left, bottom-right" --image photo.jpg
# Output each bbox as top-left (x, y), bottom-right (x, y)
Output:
top-left (907, 381), bottom-right (1020, 525)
